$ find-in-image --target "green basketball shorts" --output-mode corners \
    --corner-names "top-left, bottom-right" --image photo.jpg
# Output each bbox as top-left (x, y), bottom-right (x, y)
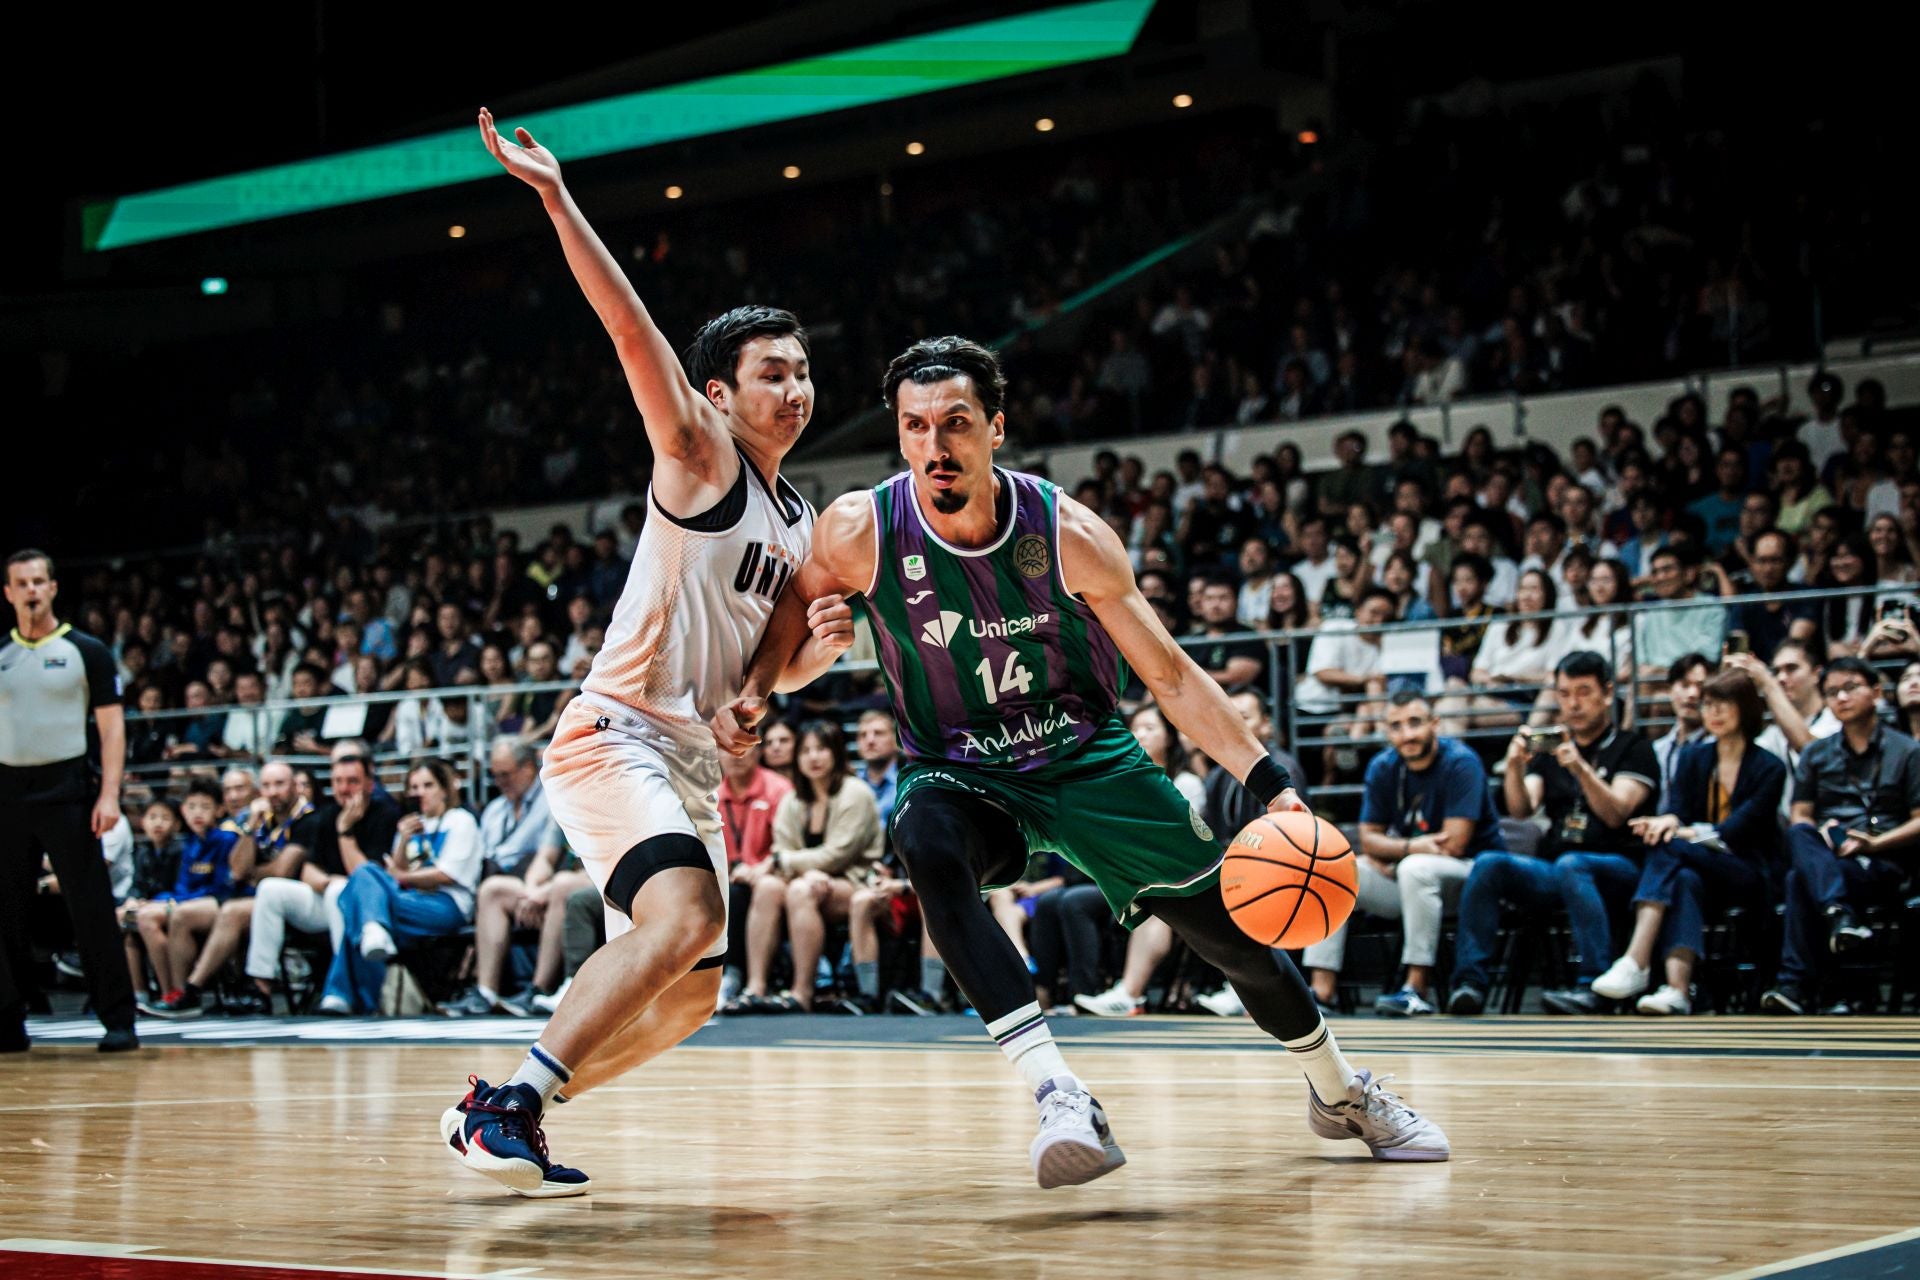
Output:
top-left (891, 716), bottom-right (1224, 927)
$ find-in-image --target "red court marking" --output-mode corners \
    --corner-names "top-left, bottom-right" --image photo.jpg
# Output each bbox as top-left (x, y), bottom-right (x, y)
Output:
top-left (0, 1243), bottom-right (513, 1280)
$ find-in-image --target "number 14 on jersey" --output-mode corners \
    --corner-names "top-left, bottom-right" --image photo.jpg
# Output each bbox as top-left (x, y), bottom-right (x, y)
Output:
top-left (974, 653), bottom-right (1035, 704)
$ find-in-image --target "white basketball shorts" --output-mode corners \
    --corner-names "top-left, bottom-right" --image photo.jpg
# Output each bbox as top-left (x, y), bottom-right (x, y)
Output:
top-left (540, 695), bottom-right (728, 964)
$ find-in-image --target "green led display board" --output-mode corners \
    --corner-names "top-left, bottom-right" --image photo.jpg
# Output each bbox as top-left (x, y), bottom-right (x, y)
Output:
top-left (83, 0), bottom-right (1155, 251)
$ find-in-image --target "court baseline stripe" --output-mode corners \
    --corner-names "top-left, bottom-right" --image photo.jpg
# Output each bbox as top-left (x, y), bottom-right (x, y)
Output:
top-left (1713, 1225), bottom-right (1920, 1279)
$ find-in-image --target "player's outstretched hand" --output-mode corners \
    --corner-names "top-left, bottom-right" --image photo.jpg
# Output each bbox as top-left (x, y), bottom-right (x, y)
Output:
top-left (806, 594), bottom-right (855, 658)
top-left (1268, 787), bottom-right (1309, 815)
top-left (477, 107), bottom-right (561, 194)
top-left (711, 695), bottom-right (769, 757)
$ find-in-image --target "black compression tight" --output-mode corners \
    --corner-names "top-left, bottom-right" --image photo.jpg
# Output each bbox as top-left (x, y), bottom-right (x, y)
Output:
top-left (891, 789), bottom-right (1041, 1026)
top-left (1144, 890), bottom-right (1323, 1042)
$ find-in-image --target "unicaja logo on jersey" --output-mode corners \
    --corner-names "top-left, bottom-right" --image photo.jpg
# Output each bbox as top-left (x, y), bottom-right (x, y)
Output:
top-left (919, 610), bottom-right (1052, 649)
top-left (920, 611), bottom-right (966, 648)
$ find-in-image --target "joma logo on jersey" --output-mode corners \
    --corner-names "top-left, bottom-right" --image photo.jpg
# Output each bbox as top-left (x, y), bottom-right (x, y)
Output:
top-left (918, 610), bottom-right (1052, 649)
top-left (733, 542), bottom-right (797, 602)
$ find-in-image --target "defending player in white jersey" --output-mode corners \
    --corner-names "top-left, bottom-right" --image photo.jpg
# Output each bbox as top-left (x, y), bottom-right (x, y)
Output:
top-left (440, 109), bottom-right (850, 1197)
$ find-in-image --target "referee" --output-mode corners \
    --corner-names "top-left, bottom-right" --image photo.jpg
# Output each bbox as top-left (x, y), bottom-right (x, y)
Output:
top-left (0, 549), bottom-right (138, 1052)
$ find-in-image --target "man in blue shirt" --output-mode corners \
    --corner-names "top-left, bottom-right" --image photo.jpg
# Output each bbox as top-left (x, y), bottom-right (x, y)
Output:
top-left (1301, 691), bottom-right (1503, 1017)
top-left (1686, 448), bottom-right (1749, 555)
top-left (855, 711), bottom-right (901, 832)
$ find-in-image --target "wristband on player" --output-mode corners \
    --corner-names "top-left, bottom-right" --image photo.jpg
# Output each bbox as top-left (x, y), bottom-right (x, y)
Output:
top-left (1244, 756), bottom-right (1294, 807)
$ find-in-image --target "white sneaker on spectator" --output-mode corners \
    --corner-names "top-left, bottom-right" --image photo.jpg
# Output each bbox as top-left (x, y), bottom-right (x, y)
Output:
top-left (532, 980), bottom-right (570, 1016)
top-left (1307, 1069), bottom-right (1450, 1162)
top-left (1030, 1076), bottom-right (1126, 1188)
top-left (317, 995), bottom-right (352, 1016)
top-left (1635, 985), bottom-right (1692, 1016)
top-left (1073, 985), bottom-right (1142, 1018)
top-left (1589, 956), bottom-right (1650, 1000)
top-left (1195, 985), bottom-right (1246, 1017)
top-left (360, 922), bottom-right (398, 964)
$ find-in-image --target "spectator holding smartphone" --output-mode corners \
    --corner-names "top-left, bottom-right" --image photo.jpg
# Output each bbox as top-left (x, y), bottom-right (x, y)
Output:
top-left (1762, 658), bottom-right (1920, 1015)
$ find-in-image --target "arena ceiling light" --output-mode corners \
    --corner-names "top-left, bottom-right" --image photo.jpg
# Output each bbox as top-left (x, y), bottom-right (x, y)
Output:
top-left (81, 0), bottom-right (1157, 252)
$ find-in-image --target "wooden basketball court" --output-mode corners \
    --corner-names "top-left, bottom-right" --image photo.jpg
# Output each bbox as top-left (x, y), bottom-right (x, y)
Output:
top-left (5, 1014), bottom-right (1919, 1279)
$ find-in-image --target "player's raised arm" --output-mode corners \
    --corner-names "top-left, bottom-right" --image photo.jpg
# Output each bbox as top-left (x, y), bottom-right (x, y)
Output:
top-left (477, 108), bottom-right (726, 476)
top-left (1058, 496), bottom-right (1306, 814)
top-left (712, 493), bottom-right (877, 754)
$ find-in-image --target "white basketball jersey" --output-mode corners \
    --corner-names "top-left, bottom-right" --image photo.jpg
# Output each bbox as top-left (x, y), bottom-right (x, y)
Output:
top-left (581, 449), bottom-right (814, 745)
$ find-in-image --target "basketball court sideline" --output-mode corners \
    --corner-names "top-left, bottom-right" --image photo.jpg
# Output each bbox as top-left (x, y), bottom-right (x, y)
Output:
top-left (4, 1014), bottom-right (1918, 1279)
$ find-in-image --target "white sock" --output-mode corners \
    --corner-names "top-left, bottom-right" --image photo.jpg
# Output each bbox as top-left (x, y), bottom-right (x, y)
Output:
top-left (1284, 1017), bottom-right (1357, 1102)
top-left (505, 1041), bottom-right (572, 1110)
top-left (475, 985), bottom-right (499, 1006)
top-left (359, 922), bottom-right (396, 960)
top-left (987, 1001), bottom-right (1077, 1095)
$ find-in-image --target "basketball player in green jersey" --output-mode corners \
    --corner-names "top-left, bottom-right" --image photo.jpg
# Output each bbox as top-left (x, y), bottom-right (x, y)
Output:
top-left (715, 337), bottom-right (1448, 1186)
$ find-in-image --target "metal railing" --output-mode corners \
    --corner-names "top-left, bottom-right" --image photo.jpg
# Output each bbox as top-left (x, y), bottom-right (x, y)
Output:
top-left (122, 585), bottom-right (1906, 812)
top-left (1202, 583), bottom-right (1901, 803)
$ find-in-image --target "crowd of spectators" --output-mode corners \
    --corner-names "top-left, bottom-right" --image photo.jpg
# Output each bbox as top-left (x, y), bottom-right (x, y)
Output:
top-left (33, 66), bottom-right (1900, 567)
top-left (24, 355), bottom-right (1920, 1024)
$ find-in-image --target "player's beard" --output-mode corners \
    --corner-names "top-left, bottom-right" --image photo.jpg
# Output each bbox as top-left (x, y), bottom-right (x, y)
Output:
top-left (927, 460), bottom-right (967, 513)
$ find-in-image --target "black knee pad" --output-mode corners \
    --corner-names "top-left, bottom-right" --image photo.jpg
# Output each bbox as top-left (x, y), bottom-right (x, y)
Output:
top-left (604, 833), bottom-right (714, 921)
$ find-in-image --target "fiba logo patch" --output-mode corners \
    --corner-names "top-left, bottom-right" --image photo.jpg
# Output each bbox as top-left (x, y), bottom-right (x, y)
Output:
top-left (903, 554), bottom-right (927, 582)
top-left (1189, 804), bottom-right (1214, 842)
top-left (1014, 535), bottom-right (1051, 579)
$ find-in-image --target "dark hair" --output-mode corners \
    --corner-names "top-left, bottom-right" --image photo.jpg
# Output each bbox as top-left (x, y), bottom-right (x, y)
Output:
top-left (1555, 649), bottom-right (1614, 687)
top-left (794, 719), bottom-right (851, 803)
top-left (682, 305), bottom-right (809, 392)
top-left (1668, 653), bottom-right (1715, 685)
top-left (1701, 669), bottom-right (1766, 741)
top-left (292, 662), bottom-right (327, 687)
top-left (882, 335), bottom-right (1007, 421)
top-left (1387, 688), bottom-right (1431, 710)
top-left (1527, 511), bottom-right (1567, 537)
top-left (6, 548), bottom-right (53, 579)
top-left (1506, 569), bottom-right (1558, 647)
top-left (1128, 704), bottom-right (1189, 777)
top-left (1202, 572), bottom-right (1239, 593)
top-left (407, 756), bottom-right (462, 808)
top-left (1451, 552), bottom-right (1493, 587)
top-left (1818, 532), bottom-right (1877, 641)
top-left (1580, 558), bottom-right (1632, 636)
top-left (1266, 571), bottom-right (1309, 630)
top-left (1357, 585), bottom-right (1398, 613)
top-left (182, 778), bottom-right (222, 805)
top-left (1822, 655), bottom-right (1881, 694)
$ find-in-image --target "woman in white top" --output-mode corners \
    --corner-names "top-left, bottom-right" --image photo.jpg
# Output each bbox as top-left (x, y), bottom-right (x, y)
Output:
top-left (1440, 569), bottom-right (1561, 737)
top-left (319, 757), bottom-right (483, 1014)
top-left (1128, 704), bottom-right (1206, 810)
top-left (1869, 513), bottom-right (1920, 588)
top-left (1557, 557), bottom-right (1635, 685)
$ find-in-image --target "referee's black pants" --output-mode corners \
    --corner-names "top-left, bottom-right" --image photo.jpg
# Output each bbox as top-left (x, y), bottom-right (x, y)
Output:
top-left (0, 801), bottom-right (137, 1032)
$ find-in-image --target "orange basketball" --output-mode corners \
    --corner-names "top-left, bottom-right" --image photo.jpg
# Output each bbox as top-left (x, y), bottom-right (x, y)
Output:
top-left (1220, 812), bottom-right (1357, 948)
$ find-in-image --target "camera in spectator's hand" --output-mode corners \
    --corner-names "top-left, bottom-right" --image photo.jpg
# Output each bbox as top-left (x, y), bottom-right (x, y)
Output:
top-left (1527, 726), bottom-right (1567, 756)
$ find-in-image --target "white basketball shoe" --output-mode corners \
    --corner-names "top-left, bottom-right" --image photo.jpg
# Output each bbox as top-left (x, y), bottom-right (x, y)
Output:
top-left (1030, 1076), bottom-right (1128, 1188)
top-left (1307, 1068), bottom-right (1450, 1162)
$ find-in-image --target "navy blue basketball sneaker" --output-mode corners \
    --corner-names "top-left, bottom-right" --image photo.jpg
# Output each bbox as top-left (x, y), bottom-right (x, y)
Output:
top-left (441, 1076), bottom-right (591, 1198)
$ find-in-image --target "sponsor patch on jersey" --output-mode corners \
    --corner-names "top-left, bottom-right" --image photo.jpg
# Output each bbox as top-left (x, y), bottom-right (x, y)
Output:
top-left (903, 554), bottom-right (927, 582)
top-left (906, 590), bottom-right (934, 605)
top-left (44, 657), bottom-right (68, 669)
top-left (1014, 534), bottom-right (1051, 579)
top-left (919, 610), bottom-right (1052, 649)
